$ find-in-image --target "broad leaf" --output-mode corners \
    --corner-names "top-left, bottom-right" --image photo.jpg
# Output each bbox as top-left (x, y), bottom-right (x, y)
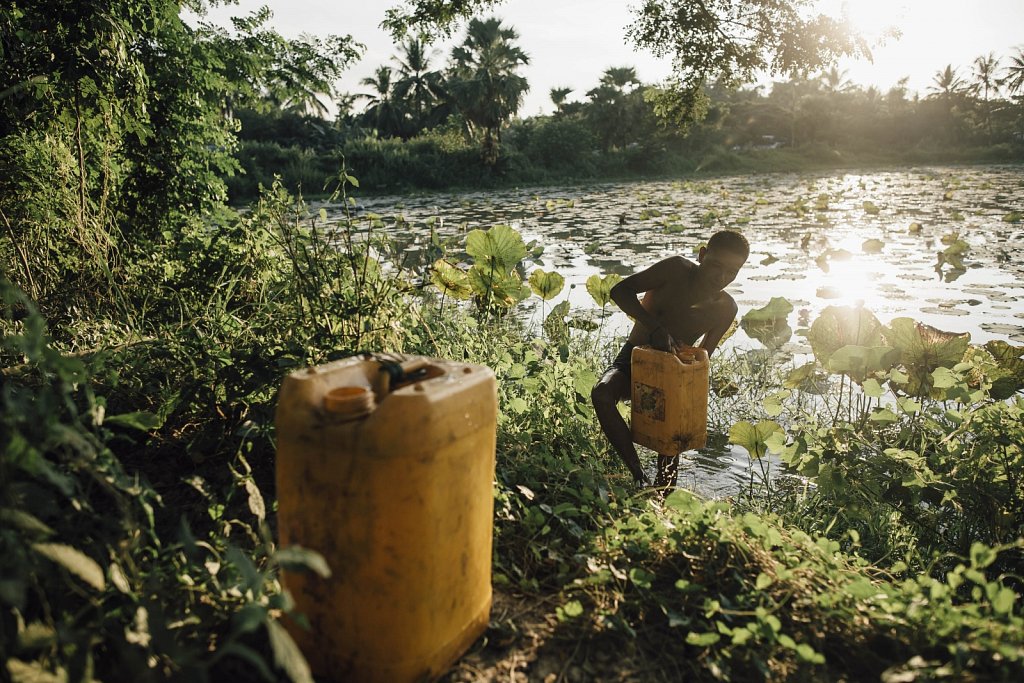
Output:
top-left (528, 268), bottom-right (565, 300)
top-left (465, 224), bottom-right (527, 273)
top-left (740, 297), bottom-right (794, 322)
top-left (468, 266), bottom-right (530, 308)
top-left (586, 273), bottom-right (622, 307)
top-left (728, 420), bottom-right (783, 459)
top-left (807, 306), bottom-right (884, 366)
top-left (104, 411), bottom-right (164, 431)
top-left (826, 345), bottom-right (899, 383)
top-left (884, 317), bottom-right (970, 396)
top-left (430, 259), bottom-right (472, 299)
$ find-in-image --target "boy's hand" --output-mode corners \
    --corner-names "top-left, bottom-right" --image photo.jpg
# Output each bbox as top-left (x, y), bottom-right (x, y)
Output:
top-left (649, 326), bottom-right (676, 352)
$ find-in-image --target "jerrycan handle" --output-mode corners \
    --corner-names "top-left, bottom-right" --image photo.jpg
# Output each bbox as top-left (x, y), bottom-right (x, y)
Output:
top-left (379, 357), bottom-right (433, 393)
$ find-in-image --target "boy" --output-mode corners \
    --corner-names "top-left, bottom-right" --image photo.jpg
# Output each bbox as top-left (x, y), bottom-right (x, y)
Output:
top-left (591, 230), bottom-right (750, 488)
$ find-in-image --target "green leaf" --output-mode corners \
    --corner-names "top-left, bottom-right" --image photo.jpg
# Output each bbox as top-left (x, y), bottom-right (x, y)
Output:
top-left (506, 397), bottom-right (529, 414)
top-left (32, 543), bottom-right (105, 591)
top-left (267, 620), bottom-right (314, 683)
top-left (6, 659), bottom-right (67, 683)
top-left (430, 259), bottom-right (472, 299)
top-left (884, 318), bottom-right (970, 396)
top-left (586, 273), bottom-right (622, 307)
top-left (969, 542), bottom-right (997, 569)
top-left (807, 306), bottom-right (885, 367)
top-left (826, 345), bottom-right (899, 383)
top-left (465, 224), bottom-right (527, 273)
top-left (862, 378), bottom-right (884, 397)
top-left (686, 632), bottom-right (721, 647)
top-left (741, 297), bottom-right (794, 322)
top-left (992, 587), bottom-right (1016, 614)
top-left (573, 369), bottom-right (598, 398)
top-left (560, 600), bottom-right (584, 618)
top-left (274, 546), bottom-right (331, 578)
top-left (755, 573), bottom-right (773, 590)
top-left (104, 411), bottom-right (164, 431)
top-left (0, 508), bottom-right (54, 537)
top-left (528, 269), bottom-right (565, 300)
top-left (728, 420), bottom-right (783, 459)
top-left (868, 408), bottom-right (898, 425)
top-left (862, 200), bottom-right (880, 214)
top-left (232, 603), bottom-right (269, 635)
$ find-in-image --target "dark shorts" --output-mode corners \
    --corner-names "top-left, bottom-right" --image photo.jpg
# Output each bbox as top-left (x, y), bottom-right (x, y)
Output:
top-left (607, 342), bottom-right (635, 382)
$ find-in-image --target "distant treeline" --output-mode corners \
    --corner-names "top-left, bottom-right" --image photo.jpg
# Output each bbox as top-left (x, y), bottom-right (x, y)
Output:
top-left (226, 28), bottom-right (1024, 199)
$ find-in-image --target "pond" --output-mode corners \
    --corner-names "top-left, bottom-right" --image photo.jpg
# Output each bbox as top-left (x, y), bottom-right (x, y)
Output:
top-left (326, 164), bottom-right (1024, 497)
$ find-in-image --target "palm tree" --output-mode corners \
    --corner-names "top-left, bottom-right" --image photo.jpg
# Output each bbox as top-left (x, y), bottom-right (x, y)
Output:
top-left (1001, 48), bottom-right (1024, 97)
top-left (358, 66), bottom-right (405, 138)
top-left (392, 37), bottom-right (447, 135)
top-left (929, 65), bottom-right (968, 101)
top-left (819, 66), bottom-right (853, 95)
top-left (549, 86), bottom-right (573, 113)
top-left (972, 53), bottom-right (1000, 140)
top-left (447, 17), bottom-right (530, 166)
top-left (599, 66), bottom-right (641, 91)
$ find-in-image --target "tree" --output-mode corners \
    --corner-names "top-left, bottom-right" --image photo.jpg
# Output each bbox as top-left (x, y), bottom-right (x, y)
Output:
top-left (385, 0), bottom-right (867, 127)
top-left (549, 86), bottom-right (573, 113)
top-left (972, 53), bottom-right (1000, 140)
top-left (447, 17), bottom-right (530, 166)
top-left (358, 66), bottom-right (406, 137)
top-left (1002, 48), bottom-right (1024, 97)
top-left (392, 37), bottom-right (448, 134)
top-left (820, 66), bottom-right (853, 95)
top-left (586, 66), bottom-right (647, 151)
top-left (929, 64), bottom-right (968, 100)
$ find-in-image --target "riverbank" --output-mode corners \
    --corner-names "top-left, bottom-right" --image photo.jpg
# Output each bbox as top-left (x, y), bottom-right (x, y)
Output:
top-left (226, 139), bottom-right (1023, 203)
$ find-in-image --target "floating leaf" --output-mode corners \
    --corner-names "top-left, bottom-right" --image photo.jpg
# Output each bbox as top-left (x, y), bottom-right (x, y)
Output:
top-left (741, 297), bottom-right (794, 323)
top-left (1003, 211), bottom-right (1023, 223)
top-left (862, 200), bottom-right (880, 215)
top-left (32, 543), bottom-right (105, 591)
top-left (861, 238), bottom-right (884, 254)
top-left (807, 306), bottom-right (885, 367)
top-left (528, 269), bottom-right (565, 301)
top-left (728, 420), bottom-right (783, 459)
top-left (586, 273), bottom-right (622, 307)
top-left (884, 318), bottom-right (970, 396)
top-left (430, 259), bottom-right (472, 300)
top-left (908, 222), bottom-right (922, 233)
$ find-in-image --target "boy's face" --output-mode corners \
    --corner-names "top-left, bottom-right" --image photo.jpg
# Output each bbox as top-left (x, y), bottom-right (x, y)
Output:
top-left (696, 246), bottom-right (746, 292)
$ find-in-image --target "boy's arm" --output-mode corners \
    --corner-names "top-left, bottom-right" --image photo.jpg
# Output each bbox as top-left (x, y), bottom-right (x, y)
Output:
top-left (610, 257), bottom-right (682, 343)
top-left (699, 296), bottom-right (738, 357)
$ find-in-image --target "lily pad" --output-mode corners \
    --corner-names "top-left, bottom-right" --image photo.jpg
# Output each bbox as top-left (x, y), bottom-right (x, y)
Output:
top-left (861, 238), bottom-right (884, 254)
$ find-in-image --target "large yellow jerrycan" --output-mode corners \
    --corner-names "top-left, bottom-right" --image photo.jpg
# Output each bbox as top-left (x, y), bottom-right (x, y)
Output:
top-left (630, 345), bottom-right (710, 456)
top-left (275, 353), bottom-right (497, 682)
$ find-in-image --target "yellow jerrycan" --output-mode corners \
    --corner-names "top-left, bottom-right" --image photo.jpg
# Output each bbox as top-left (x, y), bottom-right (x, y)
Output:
top-left (275, 353), bottom-right (497, 682)
top-left (630, 345), bottom-right (709, 455)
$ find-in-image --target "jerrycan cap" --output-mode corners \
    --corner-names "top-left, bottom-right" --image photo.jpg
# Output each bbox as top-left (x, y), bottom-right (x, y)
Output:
top-left (324, 385), bottom-right (376, 421)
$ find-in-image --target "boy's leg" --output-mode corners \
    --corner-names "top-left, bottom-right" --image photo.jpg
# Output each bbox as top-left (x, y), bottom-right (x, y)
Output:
top-left (591, 368), bottom-right (649, 485)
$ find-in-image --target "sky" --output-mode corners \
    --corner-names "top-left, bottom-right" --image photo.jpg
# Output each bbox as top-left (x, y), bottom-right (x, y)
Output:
top-left (192, 0), bottom-right (1024, 117)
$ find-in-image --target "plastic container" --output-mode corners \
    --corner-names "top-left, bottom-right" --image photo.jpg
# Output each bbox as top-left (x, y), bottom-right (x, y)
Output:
top-left (275, 353), bottom-right (497, 682)
top-left (630, 345), bottom-right (709, 456)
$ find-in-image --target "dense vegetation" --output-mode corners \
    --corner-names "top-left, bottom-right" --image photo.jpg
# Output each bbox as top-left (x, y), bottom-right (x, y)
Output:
top-left (2, 1), bottom-right (1024, 682)
top-left (228, 23), bottom-right (1024, 198)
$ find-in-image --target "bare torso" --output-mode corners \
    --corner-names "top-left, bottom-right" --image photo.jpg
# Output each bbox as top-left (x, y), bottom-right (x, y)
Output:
top-left (624, 257), bottom-right (737, 348)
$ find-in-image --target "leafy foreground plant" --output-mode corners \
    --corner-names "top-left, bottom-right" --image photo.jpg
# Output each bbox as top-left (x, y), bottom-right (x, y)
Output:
top-left (0, 280), bottom-right (332, 682)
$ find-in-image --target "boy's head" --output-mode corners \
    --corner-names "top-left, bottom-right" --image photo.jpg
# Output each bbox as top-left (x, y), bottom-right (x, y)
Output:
top-left (697, 230), bottom-right (749, 292)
